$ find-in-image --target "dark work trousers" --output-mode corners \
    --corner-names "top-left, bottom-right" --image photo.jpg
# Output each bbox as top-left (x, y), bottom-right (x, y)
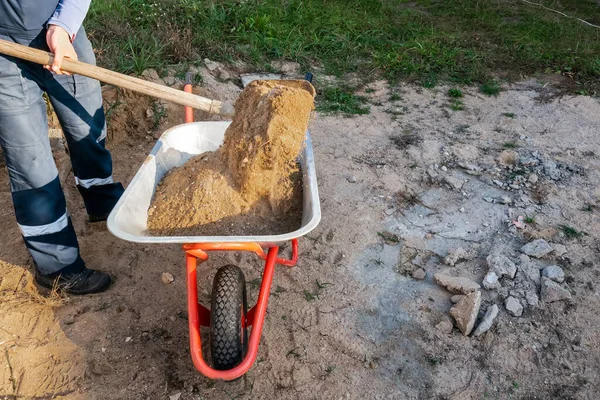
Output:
top-left (0, 27), bottom-right (123, 276)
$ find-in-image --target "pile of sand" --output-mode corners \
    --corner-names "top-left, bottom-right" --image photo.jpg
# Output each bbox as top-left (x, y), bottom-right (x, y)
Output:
top-left (147, 80), bottom-right (314, 236)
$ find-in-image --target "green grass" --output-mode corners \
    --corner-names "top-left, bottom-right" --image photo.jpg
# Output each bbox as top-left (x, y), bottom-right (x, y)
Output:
top-left (450, 100), bottom-right (464, 111)
top-left (503, 141), bottom-right (518, 149)
top-left (317, 87), bottom-right (370, 115)
top-left (481, 80), bottom-right (501, 96)
top-left (503, 112), bottom-right (516, 118)
top-left (559, 224), bottom-right (585, 239)
top-left (448, 88), bottom-right (463, 98)
top-left (86, 0), bottom-right (600, 93)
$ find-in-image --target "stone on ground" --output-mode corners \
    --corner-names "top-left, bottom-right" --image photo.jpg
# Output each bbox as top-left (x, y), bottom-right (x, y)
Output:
top-left (473, 304), bottom-right (499, 337)
top-left (520, 239), bottom-right (553, 258)
top-left (450, 291), bottom-right (482, 335)
top-left (412, 268), bottom-right (426, 280)
top-left (435, 318), bottom-right (454, 334)
top-left (482, 271), bottom-right (501, 290)
top-left (542, 265), bottom-right (565, 283)
top-left (434, 273), bottom-right (480, 294)
top-left (550, 243), bottom-right (567, 257)
top-left (541, 277), bottom-right (571, 302)
top-left (486, 254), bottom-right (517, 279)
top-left (505, 296), bottom-right (523, 317)
top-left (443, 247), bottom-right (472, 266)
top-left (518, 254), bottom-right (541, 285)
top-left (450, 295), bottom-right (464, 304)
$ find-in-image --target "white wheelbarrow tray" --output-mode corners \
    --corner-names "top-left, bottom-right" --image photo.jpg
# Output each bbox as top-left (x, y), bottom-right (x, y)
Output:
top-left (107, 121), bottom-right (321, 245)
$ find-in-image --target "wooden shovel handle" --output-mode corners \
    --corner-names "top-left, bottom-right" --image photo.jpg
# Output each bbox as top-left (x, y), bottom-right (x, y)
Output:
top-left (0, 38), bottom-right (234, 117)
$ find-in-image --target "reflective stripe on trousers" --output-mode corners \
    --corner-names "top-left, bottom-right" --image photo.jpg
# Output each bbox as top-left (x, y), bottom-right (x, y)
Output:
top-left (0, 27), bottom-right (123, 275)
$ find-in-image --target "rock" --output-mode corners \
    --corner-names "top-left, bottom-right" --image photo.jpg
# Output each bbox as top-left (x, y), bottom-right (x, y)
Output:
top-left (161, 272), bottom-right (174, 284)
top-left (141, 69), bottom-right (160, 81)
top-left (528, 173), bottom-right (539, 184)
top-left (425, 233), bottom-right (433, 239)
top-left (125, 336), bottom-right (132, 343)
top-left (550, 243), bottom-right (567, 257)
top-left (483, 196), bottom-right (494, 203)
top-left (443, 247), bottom-right (472, 266)
top-left (347, 175), bottom-right (357, 183)
top-left (459, 207), bottom-right (465, 213)
top-left (441, 165), bottom-right (448, 172)
top-left (486, 254), bottom-right (517, 279)
top-left (519, 257), bottom-right (541, 286)
top-left (450, 291), bottom-right (482, 335)
top-left (434, 273), bottom-right (481, 294)
top-left (544, 161), bottom-right (560, 180)
top-left (473, 304), bottom-right (499, 336)
top-left (541, 277), bottom-right (571, 302)
top-left (520, 239), bottom-right (553, 258)
top-left (444, 175), bottom-right (463, 190)
top-left (482, 271), bottom-right (501, 290)
top-left (450, 295), bottom-right (464, 304)
top-left (435, 318), bottom-right (454, 334)
top-left (240, 73), bottom-right (283, 87)
top-left (162, 75), bottom-right (177, 86)
top-left (203, 58), bottom-right (221, 72)
top-left (542, 265), bottom-right (565, 283)
top-left (525, 290), bottom-right (539, 307)
top-left (499, 196), bottom-right (512, 205)
top-left (412, 268), bottom-right (426, 280)
top-left (505, 296), bottom-right (523, 317)
top-left (169, 393), bottom-right (182, 400)
top-left (493, 180), bottom-right (504, 187)
top-left (520, 157), bottom-right (538, 167)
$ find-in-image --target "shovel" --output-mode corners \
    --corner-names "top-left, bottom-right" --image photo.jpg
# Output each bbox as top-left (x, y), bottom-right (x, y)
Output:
top-left (0, 38), bottom-right (236, 118)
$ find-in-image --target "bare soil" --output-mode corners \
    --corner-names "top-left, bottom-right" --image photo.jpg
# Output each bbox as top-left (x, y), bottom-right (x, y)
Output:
top-left (1, 65), bottom-right (599, 400)
top-left (147, 80), bottom-right (313, 236)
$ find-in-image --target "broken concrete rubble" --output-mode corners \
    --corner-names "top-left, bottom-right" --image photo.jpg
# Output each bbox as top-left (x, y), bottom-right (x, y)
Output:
top-left (450, 291), bottom-right (482, 335)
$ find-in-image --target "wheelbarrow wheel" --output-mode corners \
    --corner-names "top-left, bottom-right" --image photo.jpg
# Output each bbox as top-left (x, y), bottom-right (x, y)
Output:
top-left (210, 265), bottom-right (248, 370)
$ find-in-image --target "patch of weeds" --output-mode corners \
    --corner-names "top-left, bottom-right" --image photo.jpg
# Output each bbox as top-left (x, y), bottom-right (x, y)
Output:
top-left (450, 100), bottom-right (464, 111)
top-left (317, 87), bottom-right (370, 115)
top-left (503, 112), bottom-right (516, 118)
top-left (582, 204), bottom-right (595, 212)
top-left (151, 101), bottom-right (167, 129)
top-left (303, 290), bottom-right (316, 302)
top-left (389, 92), bottom-right (402, 101)
top-left (275, 285), bottom-right (287, 294)
top-left (365, 88), bottom-right (376, 94)
top-left (409, 164), bottom-right (418, 169)
top-left (454, 124), bottom-right (470, 134)
top-left (390, 133), bottom-right (422, 149)
top-left (448, 88), bottom-right (463, 98)
top-left (559, 224), bottom-right (585, 239)
top-left (378, 231), bottom-right (400, 244)
top-left (427, 356), bottom-right (440, 366)
top-left (525, 216), bottom-right (536, 224)
top-left (372, 257), bottom-right (384, 267)
top-left (325, 365), bottom-right (336, 374)
top-left (503, 141), bottom-right (518, 149)
top-left (281, 315), bottom-right (287, 320)
top-left (480, 80), bottom-right (500, 96)
top-left (512, 380), bottom-right (519, 389)
top-left (315, 280), bottom-right (331, 290)
top-left (396, 190), bottom-right (420, 208)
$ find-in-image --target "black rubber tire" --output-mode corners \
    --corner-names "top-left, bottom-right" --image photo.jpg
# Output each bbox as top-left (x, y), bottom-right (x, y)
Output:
top-left (210, 265), bottom-right (248, 370)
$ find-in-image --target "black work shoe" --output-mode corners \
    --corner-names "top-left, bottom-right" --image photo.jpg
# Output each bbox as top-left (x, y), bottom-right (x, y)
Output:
top-left (35, 268), bottom-right (112, 295)
top-left (88, 213), bottom-right (110, 223)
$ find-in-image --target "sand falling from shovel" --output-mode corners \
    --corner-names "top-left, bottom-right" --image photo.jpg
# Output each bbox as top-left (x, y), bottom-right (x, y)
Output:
top-left (147, 80), bottom-right (315, 236)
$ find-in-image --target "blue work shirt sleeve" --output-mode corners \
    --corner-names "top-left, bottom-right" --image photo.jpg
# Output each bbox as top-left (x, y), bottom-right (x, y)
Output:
top-left (46, 0), bottom-right (91, 39)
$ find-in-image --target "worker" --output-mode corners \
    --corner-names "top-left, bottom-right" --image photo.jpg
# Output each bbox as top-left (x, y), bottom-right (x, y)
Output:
top-left (0, 1), bottom-right (123, 294)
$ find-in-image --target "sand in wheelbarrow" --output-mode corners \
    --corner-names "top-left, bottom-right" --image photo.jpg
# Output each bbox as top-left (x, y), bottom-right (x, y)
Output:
top-left (146, 80), bottom-right (314, 236)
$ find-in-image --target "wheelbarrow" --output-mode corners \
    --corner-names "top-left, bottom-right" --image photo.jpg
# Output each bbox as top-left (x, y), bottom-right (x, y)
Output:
top-left (107, 76), bottom-right (321, 381)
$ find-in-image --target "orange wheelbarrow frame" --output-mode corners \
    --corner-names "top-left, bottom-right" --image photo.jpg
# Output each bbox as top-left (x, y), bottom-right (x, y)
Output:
top-left (182, 82), bottom-right (299, 381)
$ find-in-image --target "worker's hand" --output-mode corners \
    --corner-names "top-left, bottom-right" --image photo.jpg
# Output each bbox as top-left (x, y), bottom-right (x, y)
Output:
top-left (45, 25), bottom-right (78, 75)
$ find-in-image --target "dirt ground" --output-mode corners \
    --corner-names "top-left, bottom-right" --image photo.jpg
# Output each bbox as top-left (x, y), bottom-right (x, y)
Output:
top-left (1, 65), bottom-right (600, 400)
